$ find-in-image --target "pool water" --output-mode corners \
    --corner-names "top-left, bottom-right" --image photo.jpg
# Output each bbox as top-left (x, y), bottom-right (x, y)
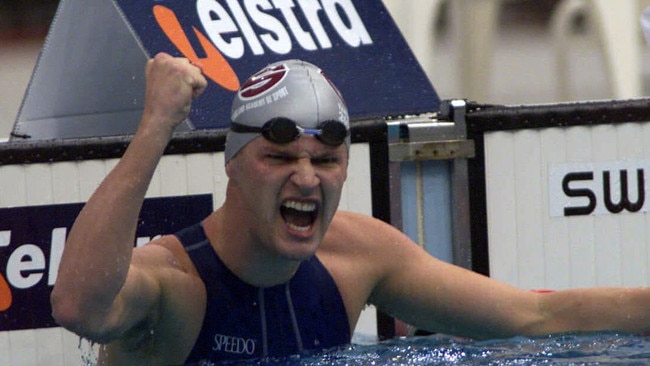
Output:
top-left (229, 333), bottom-right (650, 365)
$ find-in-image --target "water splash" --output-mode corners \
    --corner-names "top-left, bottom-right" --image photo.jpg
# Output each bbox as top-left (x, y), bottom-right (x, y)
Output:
top-left (224, 332), bottom-right (650, 366)
top-left (77, 337), bottom-right (98, 366)
top-left (73, 332), bottom-right (650, 365)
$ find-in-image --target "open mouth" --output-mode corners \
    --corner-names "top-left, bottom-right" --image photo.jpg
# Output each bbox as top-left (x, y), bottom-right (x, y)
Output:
top-left (280, 200), bottom-right (317, 232)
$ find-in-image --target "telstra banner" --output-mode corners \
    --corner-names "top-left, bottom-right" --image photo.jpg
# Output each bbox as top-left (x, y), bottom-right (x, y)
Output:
top-left (12, 0), bottom-right (439, 140)
top-left (0, 195), bottom-right (213, 331)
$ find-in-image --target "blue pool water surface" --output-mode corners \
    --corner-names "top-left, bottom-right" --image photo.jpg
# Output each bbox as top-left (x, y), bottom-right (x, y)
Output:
top-left (228, 333), bottom-right (650, 365)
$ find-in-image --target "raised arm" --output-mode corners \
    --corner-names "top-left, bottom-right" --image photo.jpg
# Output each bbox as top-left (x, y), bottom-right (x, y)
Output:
top-left (358, 214), bottom-right (650, 339)
top-left (50, 53), bottom-right (207, 341)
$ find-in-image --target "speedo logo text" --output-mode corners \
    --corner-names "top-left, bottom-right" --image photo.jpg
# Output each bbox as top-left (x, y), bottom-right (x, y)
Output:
top-left (212, 334), bottom-right (256, 355)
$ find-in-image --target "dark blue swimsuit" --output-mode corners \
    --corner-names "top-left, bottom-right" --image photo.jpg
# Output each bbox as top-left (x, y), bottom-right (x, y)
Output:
top-left (174, 223), bottom-right (350, 365)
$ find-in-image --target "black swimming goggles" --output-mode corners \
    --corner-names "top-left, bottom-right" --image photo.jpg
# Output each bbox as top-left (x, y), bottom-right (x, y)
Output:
top-left (230, 117), bottom-right (349, 146)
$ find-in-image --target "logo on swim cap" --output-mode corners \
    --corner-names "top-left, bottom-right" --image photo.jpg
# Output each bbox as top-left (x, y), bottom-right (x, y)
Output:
top-left (239, 64), bottom-right (288, 100)
top-left (225, 60), bottom-right (349, 163)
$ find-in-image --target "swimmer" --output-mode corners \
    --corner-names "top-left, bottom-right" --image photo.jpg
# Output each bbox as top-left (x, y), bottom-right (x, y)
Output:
top-left (51, 53), bottom-right (650, 365)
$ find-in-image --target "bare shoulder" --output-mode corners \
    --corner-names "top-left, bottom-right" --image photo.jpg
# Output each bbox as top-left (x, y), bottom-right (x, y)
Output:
top-left (104, 235), bottom-right (206, 364)
top-left (320, 210), bottom-right (428, 277)
top-left (323, 210), bottom-right (419, 257)
top-left (142, 234), bottom-right (201, 276)
top-left (318, 211), bottom-right (425, 329)
top-left (325, 211), bottom-right (398, 242)
top-left (139, 235), bottom-right (206, 321)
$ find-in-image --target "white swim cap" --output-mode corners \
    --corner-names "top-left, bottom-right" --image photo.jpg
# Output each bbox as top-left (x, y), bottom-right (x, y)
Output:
top-left (225, 60), bottom-right (349, 162)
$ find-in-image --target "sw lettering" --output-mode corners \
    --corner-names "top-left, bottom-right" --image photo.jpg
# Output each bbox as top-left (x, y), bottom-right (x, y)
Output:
top-left (562, 169), bottom-right (645, 216)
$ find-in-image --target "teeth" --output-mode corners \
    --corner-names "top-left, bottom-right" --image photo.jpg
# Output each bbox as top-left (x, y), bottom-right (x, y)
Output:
top-left (282, 201), bottom-right (316, 211)
top-left (287, 223), bottom-right (310, 232)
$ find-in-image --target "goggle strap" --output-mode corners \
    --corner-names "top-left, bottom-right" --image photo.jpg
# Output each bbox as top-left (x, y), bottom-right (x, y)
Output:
top-left (230, 122), bottom-right (264, 134)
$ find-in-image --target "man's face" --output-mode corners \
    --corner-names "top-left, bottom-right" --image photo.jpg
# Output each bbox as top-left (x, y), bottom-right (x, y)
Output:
top-left (226, 134), bottom-right (348, 260)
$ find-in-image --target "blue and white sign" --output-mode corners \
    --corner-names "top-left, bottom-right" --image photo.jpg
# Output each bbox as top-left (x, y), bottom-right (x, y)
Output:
top-left (13, 0), bottom-right (439, 139)
top-left (0, 194), bottom-right (213, 331)
top-left (117, 0), bottom-right (440, 129)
